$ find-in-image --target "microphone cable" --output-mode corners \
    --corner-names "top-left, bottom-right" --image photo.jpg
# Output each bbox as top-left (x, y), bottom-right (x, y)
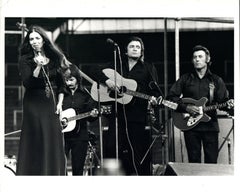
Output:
top-left (36, 52), bottom-right (57, 109)
top-left (41, 64), bottom-right (57, 110)
top-left (118, 46), bottom-right (139, 175)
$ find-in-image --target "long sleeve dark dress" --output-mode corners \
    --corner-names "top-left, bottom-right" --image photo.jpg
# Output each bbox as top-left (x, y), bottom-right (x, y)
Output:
top-left (16, 55), bottom-right (66, 175)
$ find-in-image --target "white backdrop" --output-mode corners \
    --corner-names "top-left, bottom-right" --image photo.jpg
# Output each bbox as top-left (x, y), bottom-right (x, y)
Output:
top-left (0, 0), bottom-right (239, 192)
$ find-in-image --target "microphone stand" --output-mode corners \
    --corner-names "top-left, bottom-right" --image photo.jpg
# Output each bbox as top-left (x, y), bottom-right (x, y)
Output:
top-left (5, 130), bottom-right (21, 136)
top-left (140, 82), bottom-right (168, 172)
top-left (87, 140), bottom-right (101, 175)
top-left (113, 45), bottom-right (119, 163)
top-left (218, 116), bottom-right (234, 164)
top-left (107, 39), bottom-right (122, 166)
top-left (97, 82), bottom-right (104, 169)
top-left (151, 83), bottom-right (168, 166)
top-left (140, 107), bottom-right (168, 164)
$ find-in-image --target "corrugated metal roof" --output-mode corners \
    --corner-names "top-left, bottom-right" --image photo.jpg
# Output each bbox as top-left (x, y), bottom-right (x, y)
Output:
top-left (5, 17), bottom-right (234, 42)
top-left (61, 18), bottom-right (234, 34)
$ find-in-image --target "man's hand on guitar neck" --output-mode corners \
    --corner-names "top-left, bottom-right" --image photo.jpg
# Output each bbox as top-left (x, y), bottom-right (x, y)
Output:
top-left (149, 96), bottom-right (158, 105)
top-left (90, 108), bottom-right (99, 117)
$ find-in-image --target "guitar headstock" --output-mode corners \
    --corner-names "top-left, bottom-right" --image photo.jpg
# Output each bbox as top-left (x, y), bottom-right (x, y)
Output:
top-left (16, 22), bottom-right (29, 32)
top-left (161, 99), bottom-right (178, 110)
top-left (156, 96), bottom-right (178, 110)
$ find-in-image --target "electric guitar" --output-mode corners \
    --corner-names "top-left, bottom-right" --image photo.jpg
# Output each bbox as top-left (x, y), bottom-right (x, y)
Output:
top-left (172, 97), bottom-right (234, 131)
top-left (61, 105), bottom-right (111, 133)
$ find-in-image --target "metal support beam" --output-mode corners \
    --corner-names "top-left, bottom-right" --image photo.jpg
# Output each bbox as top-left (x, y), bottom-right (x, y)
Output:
top-left (175, 18), bottom-right (180, 80)
top-left (163, 18), bottom-right (169, 164)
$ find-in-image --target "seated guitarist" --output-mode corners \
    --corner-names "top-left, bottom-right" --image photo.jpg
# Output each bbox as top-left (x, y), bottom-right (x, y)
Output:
top-left (58, 64), bottom-right (97, 175)
top-left (167, 45), bottom-right (233, 164)
top-left (95, 36), bottom-right (160, 175)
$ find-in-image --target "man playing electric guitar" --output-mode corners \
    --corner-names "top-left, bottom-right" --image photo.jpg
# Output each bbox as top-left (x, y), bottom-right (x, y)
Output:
top-left (167, 45), bottom-right (233, 164)
top-left (58, 64), bottom-right (98, 175)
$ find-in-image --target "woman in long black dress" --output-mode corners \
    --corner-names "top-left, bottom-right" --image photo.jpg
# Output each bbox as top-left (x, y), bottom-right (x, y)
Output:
top-left (16, 25), bottom-right (71, 175)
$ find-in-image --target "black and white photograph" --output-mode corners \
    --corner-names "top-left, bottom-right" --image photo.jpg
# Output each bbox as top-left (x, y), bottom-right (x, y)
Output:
top-left (0, 0), bottom-right (239, 192)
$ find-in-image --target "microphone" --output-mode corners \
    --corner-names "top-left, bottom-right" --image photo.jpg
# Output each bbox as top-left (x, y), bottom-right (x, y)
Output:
top-left (16, 22), bottom-right (28, 32)
top-left (106, 38), bottom-right (118, 47)
top-left (37, 51), bottom-right (45, 65)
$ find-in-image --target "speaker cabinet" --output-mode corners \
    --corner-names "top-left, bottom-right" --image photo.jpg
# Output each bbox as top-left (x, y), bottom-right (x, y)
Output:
top-left (164, 162), bottom-right (234, 176)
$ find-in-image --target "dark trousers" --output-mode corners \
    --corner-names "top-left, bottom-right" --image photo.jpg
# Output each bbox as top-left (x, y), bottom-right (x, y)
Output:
top-left (104, 121), bottom-right (151, 175)
top-left (65, 138), bottom-right (88, 175)
top-left (184, 131), bottom-right (219, 163)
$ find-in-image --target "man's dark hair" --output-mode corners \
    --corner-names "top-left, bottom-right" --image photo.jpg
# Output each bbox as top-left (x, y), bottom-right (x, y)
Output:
top-left (192, 45), bottom-right (211, 65)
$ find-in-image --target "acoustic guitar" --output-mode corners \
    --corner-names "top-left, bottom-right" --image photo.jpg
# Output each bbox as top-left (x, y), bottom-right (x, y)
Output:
top-left (77, 68), bottom-right (177, 109)
top-left (61, 105), bottom-right (111, 133)
top-left (90, 68), bottom-right (178, 110)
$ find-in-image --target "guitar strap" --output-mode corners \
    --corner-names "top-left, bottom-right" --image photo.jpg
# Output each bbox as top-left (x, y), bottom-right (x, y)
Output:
top-left (143, 62), bottom-right (158, 84)
top-left (144, 62), bottom-right (161, 95)
top-left (209, 80), bottom-right (215, 104)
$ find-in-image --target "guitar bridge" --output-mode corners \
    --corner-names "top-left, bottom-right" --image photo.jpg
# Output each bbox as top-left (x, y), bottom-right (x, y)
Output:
top-left (187, 114), bottom-right (203, 127)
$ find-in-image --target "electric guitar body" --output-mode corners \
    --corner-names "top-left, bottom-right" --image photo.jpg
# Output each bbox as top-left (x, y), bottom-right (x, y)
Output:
top-left (172, 97), bottom-right (210, 131)
top-left (172, 97), bottom-right (234, 131)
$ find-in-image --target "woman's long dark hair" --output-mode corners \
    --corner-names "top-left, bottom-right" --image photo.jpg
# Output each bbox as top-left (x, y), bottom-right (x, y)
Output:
top-left (19, 25), bottom-right (71, 69)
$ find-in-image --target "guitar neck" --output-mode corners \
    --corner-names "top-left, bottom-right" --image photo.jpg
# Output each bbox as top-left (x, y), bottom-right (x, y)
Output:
top-left (125, 89), bottom-right (178, 110)
top-left (204, 101), bottom-right (228, 112)
top-left (125, 89), bottom-right (152, 100)
top-left (67, 111), bottom-right (92, 122)
top-left (78, 69), bottom-right (95, 84)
